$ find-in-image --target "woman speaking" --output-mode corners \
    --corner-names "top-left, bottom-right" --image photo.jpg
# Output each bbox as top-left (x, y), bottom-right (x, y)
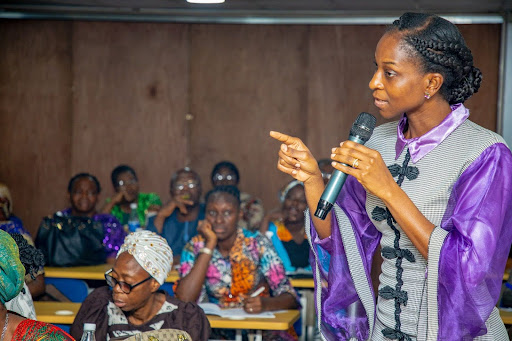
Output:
top-left (271, 12), bottom-right (512, 341)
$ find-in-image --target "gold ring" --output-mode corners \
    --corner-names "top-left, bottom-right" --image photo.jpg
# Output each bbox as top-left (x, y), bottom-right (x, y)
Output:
top-left (352, 158), bottom-right (359, 168)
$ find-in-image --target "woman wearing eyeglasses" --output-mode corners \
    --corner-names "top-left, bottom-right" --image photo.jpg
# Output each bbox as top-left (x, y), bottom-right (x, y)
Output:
top-left (70, 230), bottom-right (211, 341)
top-left (147, 168), bottom-right (205, 265)
top-left (210, 161), bottom-right (264, 231)
top-left (102, 165), bottom-right (162, 229)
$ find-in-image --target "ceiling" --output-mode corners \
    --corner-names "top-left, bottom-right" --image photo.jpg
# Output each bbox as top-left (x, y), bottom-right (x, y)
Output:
top-left (1, 0), bottom-right (511, 23)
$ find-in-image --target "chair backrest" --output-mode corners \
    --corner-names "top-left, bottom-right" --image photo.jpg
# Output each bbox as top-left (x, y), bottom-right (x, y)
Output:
top-left (159, 283), bottom-right (174, 297)
top-left (45, 277), bottom-right (89, 303)
top-left (123, 329), bottom-right (192, 340)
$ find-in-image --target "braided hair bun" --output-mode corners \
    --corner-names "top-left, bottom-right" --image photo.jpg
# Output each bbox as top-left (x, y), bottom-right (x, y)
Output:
top-left (390, 12), bottom-right (482, 104)
top-left (205, 185), bottom-right (241, 206)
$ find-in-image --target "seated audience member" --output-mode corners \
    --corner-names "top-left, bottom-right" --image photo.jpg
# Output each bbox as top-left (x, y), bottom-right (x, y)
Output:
top-left (70, 230), bottom-right (210, 341)
top-left (261, 180), bottom-right (311, 273)
top-left (175, 185), bottom-right (299, 340)
top-left (6, 233), bottom-right (46, 319)
top-left (37, 173), bottom-right (126, 264)
top-left (211, 161), bottom-right (264, 231)
top-left (102, 165), bottom-right (161, 228)
top-left (0, 184), bottom-right (45, 298)
top-left (147, 168), bottom-right (204, 264)
top-left (0, 230), bottom-right (74, 340)
top-left (0, 183), bottom-right (33, 245)
top-left (317, 158), bottom-right (334, 185)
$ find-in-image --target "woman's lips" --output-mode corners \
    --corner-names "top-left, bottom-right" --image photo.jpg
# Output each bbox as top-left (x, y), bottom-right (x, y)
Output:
top-left (213, 226), bottom-right (226, 234)
top-left (114, 300), bottom-right (126, 308)
top-left (374, 97), bottom-right (387, 108)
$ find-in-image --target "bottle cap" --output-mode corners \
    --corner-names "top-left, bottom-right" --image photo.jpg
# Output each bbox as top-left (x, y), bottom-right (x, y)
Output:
top-left (130, 203), bottom-right (138, 209)
top-left (83, 323), bottom-right (96, 331)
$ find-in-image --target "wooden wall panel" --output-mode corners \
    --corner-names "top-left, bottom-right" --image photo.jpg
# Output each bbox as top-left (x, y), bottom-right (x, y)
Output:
top-left (0, 20), bottom-right (72, 236)
top-left (458, 24), bottom-right (501, 130)
top-left (189, 24), bottom-right (309, 210)
top-left (306, 25), bottom-right (386, 159)
top-left (0, 20), bottom-right (501, 232)
top-left (71, 22), bottom-right (190, 205)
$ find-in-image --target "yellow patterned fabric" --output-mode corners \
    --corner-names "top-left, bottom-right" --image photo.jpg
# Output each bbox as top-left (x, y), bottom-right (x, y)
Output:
top-left (0, 229), bottom-right (25, 304)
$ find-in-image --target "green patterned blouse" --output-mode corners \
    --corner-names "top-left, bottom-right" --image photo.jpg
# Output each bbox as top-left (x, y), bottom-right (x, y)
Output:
top-left (107, 192), bottom-right (161, 227)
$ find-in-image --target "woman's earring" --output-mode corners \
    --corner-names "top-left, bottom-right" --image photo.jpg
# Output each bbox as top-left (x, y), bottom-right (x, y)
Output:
top-left (424, 91), bottom-right (431, 99)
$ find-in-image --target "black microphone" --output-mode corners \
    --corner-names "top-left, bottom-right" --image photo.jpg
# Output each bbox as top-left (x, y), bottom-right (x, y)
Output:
top-left (314, 112), bottom-right (377, 220)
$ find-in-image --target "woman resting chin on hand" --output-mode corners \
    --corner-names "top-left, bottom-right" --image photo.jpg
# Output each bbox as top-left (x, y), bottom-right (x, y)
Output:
top-left (175, 185), bottom-right (300, 340)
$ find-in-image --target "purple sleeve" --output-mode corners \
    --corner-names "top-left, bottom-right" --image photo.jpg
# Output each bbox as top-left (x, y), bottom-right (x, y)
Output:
top-left (309, 176), bottom-right (381, 340)
top-left (94, 214), bottom-right (127, 259)
top-left (437, 143), bottom-right (512, 339)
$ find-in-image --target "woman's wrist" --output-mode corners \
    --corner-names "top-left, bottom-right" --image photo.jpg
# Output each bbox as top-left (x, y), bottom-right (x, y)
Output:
top-left (205, 240), bottom-right (217, 250)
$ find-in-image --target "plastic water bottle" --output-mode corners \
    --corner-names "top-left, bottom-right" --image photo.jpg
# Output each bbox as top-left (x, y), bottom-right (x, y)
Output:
top-left (80, 323), bottom-right (96, 341)
top-left (128, 203), bottom-right (141, 232)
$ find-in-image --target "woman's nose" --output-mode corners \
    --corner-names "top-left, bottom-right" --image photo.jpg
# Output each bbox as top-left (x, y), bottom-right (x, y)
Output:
top-left (369, 71), bottom-right (382, 91)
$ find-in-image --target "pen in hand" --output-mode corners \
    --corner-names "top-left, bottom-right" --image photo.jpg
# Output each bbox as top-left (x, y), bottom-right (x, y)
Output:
top-left (250, 286), bottom-right (265, 298)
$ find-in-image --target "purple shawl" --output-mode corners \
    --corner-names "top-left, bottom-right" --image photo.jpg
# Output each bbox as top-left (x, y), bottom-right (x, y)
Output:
top-left (309, 105), bottom-right (512, 340)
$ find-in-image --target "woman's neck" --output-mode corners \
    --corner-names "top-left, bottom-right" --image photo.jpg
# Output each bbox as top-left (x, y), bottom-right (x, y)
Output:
top-left (127, 293), bottom-right (164, 325)
top-left (217, 232), bottom-right (238, 257)
top-left (404, 100), bottom-right (452, 139)
top-left (285, 220), bottom-right (305, 233)
top-left (70, 209), bottom-right (96, 218)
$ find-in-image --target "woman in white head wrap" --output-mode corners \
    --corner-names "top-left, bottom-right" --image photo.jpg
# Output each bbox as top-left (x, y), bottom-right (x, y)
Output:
top-left (70, 230), bottom-right (211, 341)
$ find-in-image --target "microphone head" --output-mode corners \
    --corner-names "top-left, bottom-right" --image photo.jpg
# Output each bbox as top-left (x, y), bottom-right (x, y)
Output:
top-left (350, 112), bottom-right (377, 143)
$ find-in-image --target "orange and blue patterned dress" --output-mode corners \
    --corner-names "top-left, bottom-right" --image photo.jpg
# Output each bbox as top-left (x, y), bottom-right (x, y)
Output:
top-left (178, 228), bottom-right (299, 340)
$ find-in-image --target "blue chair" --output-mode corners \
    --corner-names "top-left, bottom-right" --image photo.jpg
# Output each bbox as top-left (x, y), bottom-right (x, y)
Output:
top-left (45, 277), bottom-right (89, 303)
top-left (160, 282), bottom-right (174, 296)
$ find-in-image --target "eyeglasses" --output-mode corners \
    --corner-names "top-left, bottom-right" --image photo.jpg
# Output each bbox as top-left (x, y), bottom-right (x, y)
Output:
top-left (118, 179), bottom-right (137, 187)
top-left (105, 269), bottom-right (152, 294)
top-left (174, 182), bottom-right (198, 191)
top-left (213, 173), bottom-right (235, 182)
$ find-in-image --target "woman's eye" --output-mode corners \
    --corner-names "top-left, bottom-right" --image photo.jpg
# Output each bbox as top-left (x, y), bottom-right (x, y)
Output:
top-left (208, 211), bottom-right (217, 217)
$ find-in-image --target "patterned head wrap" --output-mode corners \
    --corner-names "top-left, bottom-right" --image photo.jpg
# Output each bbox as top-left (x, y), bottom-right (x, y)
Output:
top-left (117, 230), bottom-right (173, 285)
top-left (0, 183), bottom-right (13, 219)
top-left (279, 180), bottom-right (304, 204)
top-left (0, 230), bottom-right (25, 304)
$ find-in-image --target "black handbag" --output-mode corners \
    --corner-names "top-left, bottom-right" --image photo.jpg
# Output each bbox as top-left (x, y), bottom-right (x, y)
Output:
top-left (35, 213), bottom-right (106, 267)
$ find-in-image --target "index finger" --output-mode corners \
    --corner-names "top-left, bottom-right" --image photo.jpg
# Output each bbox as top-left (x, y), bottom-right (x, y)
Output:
top-left (269, 131), bottom-right (297, 145)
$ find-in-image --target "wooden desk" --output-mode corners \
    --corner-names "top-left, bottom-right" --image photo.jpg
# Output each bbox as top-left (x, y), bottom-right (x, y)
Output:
top-left (290, 278), bottom-right (314, 289)
top-left (45, 265), bottom-right (314, 290)
top-left (44, 265), bottom-right (180, 283)
top-left (207, 310), bottom-right (300, 330)
top-left (500, 308), bottom-right (512, 325)
top-left (34, 301), bottom-right (299, 334)
top-left (34, 302), bottom-right (81, 325)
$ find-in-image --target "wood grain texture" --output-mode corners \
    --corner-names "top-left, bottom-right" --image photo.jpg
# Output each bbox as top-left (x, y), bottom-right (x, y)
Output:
top-left (306, 25), bottom-right (386, 159)
top-left (71, 21), bottom-right (190, 205)
top-left (458, 24), bottom-right (501, 131)
top-left (0, 20), bottom-right (72, 235)
top-left (188, 24), bottom-right (309, 210)
top-left (0, 21), bottom-right (501, 233)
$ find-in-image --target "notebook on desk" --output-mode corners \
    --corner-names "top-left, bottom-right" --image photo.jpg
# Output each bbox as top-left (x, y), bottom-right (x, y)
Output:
top-left (198, 302), bottom-right (275, 319)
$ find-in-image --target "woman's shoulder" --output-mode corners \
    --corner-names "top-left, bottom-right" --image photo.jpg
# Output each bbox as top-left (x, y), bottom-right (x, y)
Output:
top-left (83, 286), bottom-right (112, 306)
top-left (461, 119), bottom-right (508, 147)
top-left (14, 319), bottom-right (74, 340)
